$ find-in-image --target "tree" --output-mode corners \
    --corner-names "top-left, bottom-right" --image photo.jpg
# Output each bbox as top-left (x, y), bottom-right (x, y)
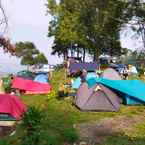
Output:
top-left (0, 0), bottom-right (15, 54)
top-left (15, 42), bottom-right (48, 65)
top-left (121, 0), bottom-right (145, 51)
top-left (46, 0), bottom-right (127, 61)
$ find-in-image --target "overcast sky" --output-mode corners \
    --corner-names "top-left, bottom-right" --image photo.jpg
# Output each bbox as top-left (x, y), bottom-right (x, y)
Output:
top-left (1, 0), bottom-right (63, 66)
top-left (0, 0), bottom-right (142, 68)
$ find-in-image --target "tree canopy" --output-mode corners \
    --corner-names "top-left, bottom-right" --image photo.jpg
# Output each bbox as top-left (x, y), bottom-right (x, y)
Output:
top-left (15, 42), bottom-right (48, 65)
top-left (46, 0), bottom-right (145, 61)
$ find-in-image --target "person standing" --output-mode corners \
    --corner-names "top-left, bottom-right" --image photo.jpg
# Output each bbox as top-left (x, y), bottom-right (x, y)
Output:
top-left (123, 66), bottom-right (129, 80)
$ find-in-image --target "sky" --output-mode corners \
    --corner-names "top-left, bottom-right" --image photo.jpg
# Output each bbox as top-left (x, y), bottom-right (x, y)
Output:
top-left (0, 0), bottom-right (143, 72)
top-left (0, 0), bottom-right (63, 66)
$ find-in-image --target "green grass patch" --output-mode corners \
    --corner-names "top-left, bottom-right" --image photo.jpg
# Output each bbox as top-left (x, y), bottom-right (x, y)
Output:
top-left (2, 68), bottom-right (145, 145)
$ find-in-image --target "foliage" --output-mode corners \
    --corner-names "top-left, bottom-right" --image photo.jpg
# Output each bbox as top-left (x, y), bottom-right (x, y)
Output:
top-left (47, 90), bottom-right (56, 100)
top-left (22, 106), bottom-right (44, 131)
top-left (21, 106), bottom-right (45, 145)
top-left (2, 75), bottom-right (12, 93)
top-left (15, 41), bottom-right (48, 65)
top-left (46, 0), bottom-right (131, 60)
top-left (62, 128), bottom-right (78, 143)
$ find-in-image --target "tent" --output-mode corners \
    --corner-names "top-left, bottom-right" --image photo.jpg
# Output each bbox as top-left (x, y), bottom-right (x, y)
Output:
top-left (72, 72), bottom-right (98, 89)
top-left (34, 73), bottom-right (49, 83)
top-left (0, 94), bottom-right (27, 120)
top-left (101, 68), bottom-right (121, 80)
top-left (75, 82), bottom-right (120, 111)
top-left (12, 77), bottom-right (51, 94)
top-left (94, 78), bottom-right (145, 105)
top-left (17, 70), bottom-right (35, 80)
top-left (69, 62), bottom-right (98, 75)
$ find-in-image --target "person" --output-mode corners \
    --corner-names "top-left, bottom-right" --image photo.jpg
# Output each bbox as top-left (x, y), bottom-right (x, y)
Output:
top-left (122, 66), bottom-right (129, 80)
top-left (80, 69), bottom-right (87, 82)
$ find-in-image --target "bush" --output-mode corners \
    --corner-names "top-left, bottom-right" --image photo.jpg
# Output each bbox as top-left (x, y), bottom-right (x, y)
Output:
top-left (62, 128), bottom-right (78, 143)
top-left (22, 106), bottom-right (44, 132)
top-left (21, 106), bottom-right (44, 145)
top-left (47, 90), bottom-right (57, 100)
top-left (0, 139), bottom-right (10, 145)
top-left (2, 76), bottom-right (12, 93)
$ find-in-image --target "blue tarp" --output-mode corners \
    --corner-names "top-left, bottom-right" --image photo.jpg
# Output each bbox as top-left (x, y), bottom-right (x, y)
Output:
top-left (34, 74), bottom-right (48, 83)
top-left (93, 78), bottom-right (145, 105)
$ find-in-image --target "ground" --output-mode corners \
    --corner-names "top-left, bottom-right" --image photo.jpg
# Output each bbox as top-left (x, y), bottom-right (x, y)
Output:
top-left (1, 68), bottom-right (145, 145)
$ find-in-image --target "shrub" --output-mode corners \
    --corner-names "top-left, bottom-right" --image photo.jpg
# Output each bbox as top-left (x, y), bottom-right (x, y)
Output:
top-left (62, 128), bottom-right (78, 143)
top-left (2, 76), bottom-right (12, 93)
top-left (47, 90), bottom-right (57, 100)
top-left (0, 139), bottom-right (10, 145)
top-left (22, 106), bottom-right (44, 132)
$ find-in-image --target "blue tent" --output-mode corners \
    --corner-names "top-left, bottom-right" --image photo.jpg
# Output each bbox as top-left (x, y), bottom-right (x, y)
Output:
top-left (93, 78), bottom-right (145, 105)
top-left (72, 72), bottom-right (97, 89)
top-left (34, 74), bottom-right (48, 83)
top-left (72, 77), bottom-right (81, 89)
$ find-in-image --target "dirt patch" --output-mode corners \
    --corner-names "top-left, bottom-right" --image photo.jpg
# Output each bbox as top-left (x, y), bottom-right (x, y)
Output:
top-left (75, 111), bottom-right (145, 145)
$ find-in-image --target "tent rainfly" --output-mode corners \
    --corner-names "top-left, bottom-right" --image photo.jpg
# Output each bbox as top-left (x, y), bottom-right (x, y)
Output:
top-left (101, 68), bottom-right (121, 80)
top-left (75, 82), bottom-right (121, 111)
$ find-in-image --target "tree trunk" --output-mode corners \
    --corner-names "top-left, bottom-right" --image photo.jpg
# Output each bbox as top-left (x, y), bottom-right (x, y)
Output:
top-left (63, 50), bottom-right (68, 60)
top-left (83, 48), bottom-right (86, 62)
top-left (93, 48), bottom-right (100, 62)
top-left (77, 47), bottom-right (79, 58)
top-left (93, 53), bottom-right (97, 61)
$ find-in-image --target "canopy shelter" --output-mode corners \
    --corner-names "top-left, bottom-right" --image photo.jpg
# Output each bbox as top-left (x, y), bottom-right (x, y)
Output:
top-left (0, 94), bottom-right (26, 120)
top-left (75, 82), bottom-right (120, 111)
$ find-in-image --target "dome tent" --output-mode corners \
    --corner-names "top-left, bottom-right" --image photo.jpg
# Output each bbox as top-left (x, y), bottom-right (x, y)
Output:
top-left (75, 82), bottom-right (120, 112)
top-left (101, 68), bottom-right (121, 80)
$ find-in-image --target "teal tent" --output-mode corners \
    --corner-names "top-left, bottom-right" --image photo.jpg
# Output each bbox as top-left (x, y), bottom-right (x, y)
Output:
top-left (72, 77), bottom-right (81, 89)
top-left (72, 72), bottom-right (97, 89)
top-left (94, 78), bottom-right (145, 105)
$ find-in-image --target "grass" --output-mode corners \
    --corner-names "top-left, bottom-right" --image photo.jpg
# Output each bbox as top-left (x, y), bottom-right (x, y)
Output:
top-left (1, 68), bottom-right (145, 145)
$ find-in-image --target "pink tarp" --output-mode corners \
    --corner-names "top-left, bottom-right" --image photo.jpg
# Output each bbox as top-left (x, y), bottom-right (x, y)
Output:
top-left (0, 94), bottom-right (27, 120)
top-left (12, 77), bottom-right (52, 94)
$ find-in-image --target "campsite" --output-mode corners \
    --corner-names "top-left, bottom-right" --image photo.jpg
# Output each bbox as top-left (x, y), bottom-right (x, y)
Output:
top-left (0, 0), bottom-right (145, 145)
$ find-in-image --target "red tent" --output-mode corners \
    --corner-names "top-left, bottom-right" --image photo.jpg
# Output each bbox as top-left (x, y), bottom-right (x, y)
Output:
top-left (0, 94), bottom-right (27, 120)
top-left (12, 77), bottom-right (52, 94)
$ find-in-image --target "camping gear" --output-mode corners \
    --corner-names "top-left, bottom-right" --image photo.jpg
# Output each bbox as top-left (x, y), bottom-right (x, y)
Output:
top-left (95, 78), bottom-right (145, 105)
top-left (69, 62), bottom-right (98, 75)
top-left (12, 77), bottom-right (51, 94)
top-left (17, 70), bottom-right (36, 80)
top-left (101, 68), bottom-right (122, 80)
top-left (72, 72), bottom-right (98, 89)
top-left (75, 82), bottom-right (120, 111)
top-left (34, 73), bottom-right (49, 83)
top-left (0, 94), bottom-right (27, 120)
